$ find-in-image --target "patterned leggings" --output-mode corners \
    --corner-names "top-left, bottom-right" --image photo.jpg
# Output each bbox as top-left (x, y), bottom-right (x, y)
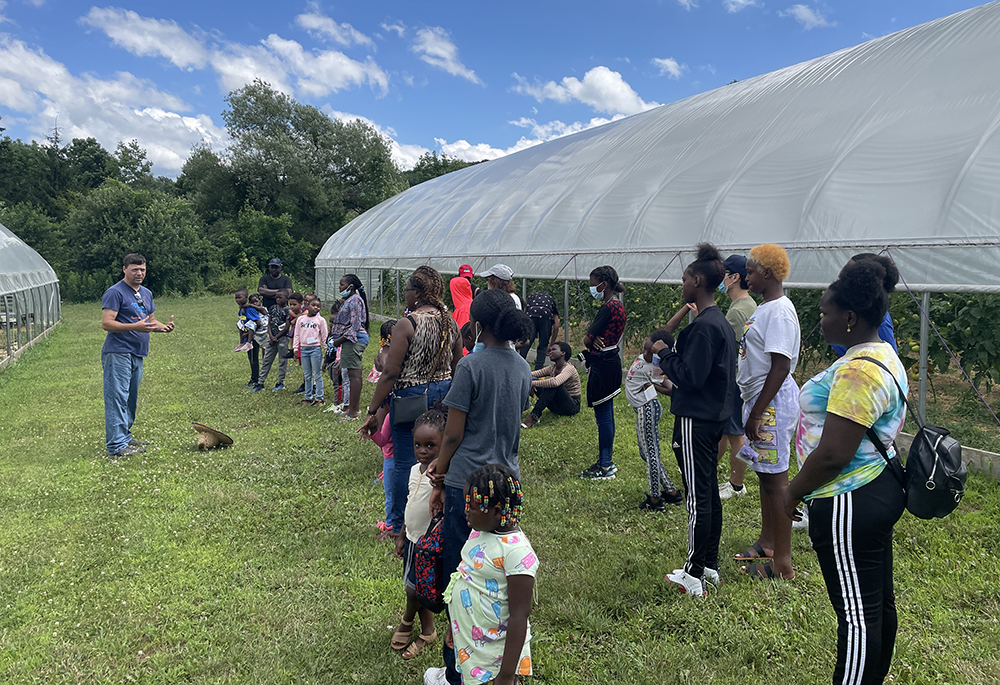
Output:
top-left (634, 400), bottom-right (677, 498)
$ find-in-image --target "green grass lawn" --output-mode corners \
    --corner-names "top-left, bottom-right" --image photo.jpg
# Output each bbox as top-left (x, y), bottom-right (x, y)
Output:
top-left (1, 294), bottom-right (999, 684)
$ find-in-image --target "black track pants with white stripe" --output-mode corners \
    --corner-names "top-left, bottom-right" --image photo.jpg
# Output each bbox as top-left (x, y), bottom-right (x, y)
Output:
top-left (671, 416), bottom-right (725, 578)
top-left (808, 467), bottom-right (905, 685)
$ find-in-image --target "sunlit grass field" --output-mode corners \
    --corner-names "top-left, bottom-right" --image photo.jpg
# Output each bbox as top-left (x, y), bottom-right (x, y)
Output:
top-left (0, 295), bottom-right (998, 684)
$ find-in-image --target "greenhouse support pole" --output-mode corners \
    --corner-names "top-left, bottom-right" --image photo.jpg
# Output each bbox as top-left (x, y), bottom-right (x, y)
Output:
top-left (918, 292), bottom-right (930, 425)
top-left (563, 280), bottom-right (570, 342)
top-left (3, 296), bottom-right (11, 359)
top-left (522, 278), bottom-right (527, 302)
top-left (14, 292), bottom-right (22, 350)
top-left (395, 270), bottom-right (400, 318)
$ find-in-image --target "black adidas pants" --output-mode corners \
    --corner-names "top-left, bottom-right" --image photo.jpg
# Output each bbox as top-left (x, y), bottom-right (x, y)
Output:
top-left (808, 467), bottom-right (905, 684)
top-left (672, 416), bottom-right (725, 578)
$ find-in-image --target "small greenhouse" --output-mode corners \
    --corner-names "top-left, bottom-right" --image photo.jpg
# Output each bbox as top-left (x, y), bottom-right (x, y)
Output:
top-left (0, 221), bottom-right (60, 368)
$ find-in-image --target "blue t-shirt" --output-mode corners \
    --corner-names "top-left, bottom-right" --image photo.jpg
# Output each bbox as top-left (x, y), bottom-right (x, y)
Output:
top-left (101, 280), bottom-right (156, 357)
top-left (237, 306), bottom-right (261, 332)
top-left (831, 312), bottom-right (896, 357)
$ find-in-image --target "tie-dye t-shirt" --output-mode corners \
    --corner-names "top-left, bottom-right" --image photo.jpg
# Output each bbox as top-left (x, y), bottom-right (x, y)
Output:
top-left (796, 342), bottom-right (907, 500)
top-left (445, 529), bottom-right (538, 683)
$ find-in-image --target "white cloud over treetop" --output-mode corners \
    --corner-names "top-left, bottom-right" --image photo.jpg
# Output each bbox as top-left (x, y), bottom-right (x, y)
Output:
top-left (512, 66), bottom-right (659, 116)
top-left (0, 35), bottom-right (226, 172)
top-left (411, 27), bottom-right (481, 84)
top-left (779, 4), bottom-right (835, 29)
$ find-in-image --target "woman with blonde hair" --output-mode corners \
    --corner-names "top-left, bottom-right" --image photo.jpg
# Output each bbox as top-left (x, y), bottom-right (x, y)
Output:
top-left (733, 243), bottom-right (800, 580)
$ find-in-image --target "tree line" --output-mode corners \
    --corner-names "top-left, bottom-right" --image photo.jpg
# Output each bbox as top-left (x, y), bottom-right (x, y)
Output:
top-left (0, 79), bottom-right (480, 302)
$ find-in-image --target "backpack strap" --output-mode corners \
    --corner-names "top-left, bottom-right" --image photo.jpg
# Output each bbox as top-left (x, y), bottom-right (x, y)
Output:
top-left (855, 355), bottom-right (911, 489)
top-left (855, 355), bottom-right (922, 431)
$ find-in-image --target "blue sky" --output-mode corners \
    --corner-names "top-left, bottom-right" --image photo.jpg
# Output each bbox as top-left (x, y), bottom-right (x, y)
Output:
top-left (0, 0), bottom-right (983, 175)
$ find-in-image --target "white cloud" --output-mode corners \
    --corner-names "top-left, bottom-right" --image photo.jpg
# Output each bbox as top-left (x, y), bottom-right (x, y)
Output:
top-left (652, 57), bottom-right (687, 80)
top-left (81, 8), bottom-right (390, 99)
top-left (411, 27), bottom-right (481, 84)
top-left (779, 4), bottom-right (836, 29)
top-left (677, 0), bottom-right (698, 9)
top-left (724, 0), bottom-right (759, 11)
top-left (295, 4), bottom-right (373, 49)
top-left (0, 36), bottom-right (226, 172)
top-left (80, 7), bottom-right (208, 69)
top-left (510, 115), bottom-right (624, 140)
top-left (512, 66), bottom-right (659, 116)
top-left (262, 35), bottom-right (388, 97)
top-left (208, 43), bottom-right (292, 94)
top-left (0, 1), bottom-right (7, 24)
top-left (381, 21), bottom-right (406, 37)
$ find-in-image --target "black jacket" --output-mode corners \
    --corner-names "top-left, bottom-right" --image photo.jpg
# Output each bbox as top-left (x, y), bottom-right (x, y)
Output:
top-left (659, 305), bottom-right (736, 422)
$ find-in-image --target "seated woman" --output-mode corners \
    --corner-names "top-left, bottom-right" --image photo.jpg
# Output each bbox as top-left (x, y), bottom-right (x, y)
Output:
top-left (522, 342), bottom-right (581, 427)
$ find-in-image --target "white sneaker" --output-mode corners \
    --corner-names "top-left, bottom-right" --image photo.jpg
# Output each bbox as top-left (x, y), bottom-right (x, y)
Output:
top-left (793, 509), bottom-right (810, 530)
top-left (719, 481), bottom-right (748, 501)
top-left (674, 567), bottom-right (720, 587)
top-left (322, 403), bottom-right (343, 413)
top-left (424, 667), bottom-right (449, 685)
top-left (665, 569), bottom-right (705, 597)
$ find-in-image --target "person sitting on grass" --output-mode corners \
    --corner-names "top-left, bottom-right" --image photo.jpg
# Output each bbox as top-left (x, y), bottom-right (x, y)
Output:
top-left (625, 330), bottom-right (683, 511)
top-left (522, 342), bottom-right (581, 428)
top-left (390, 405), bottom-right (446, 660)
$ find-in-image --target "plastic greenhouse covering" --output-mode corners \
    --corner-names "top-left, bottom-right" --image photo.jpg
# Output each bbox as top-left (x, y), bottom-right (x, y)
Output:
top-left (317, 1), bottom-right (1000, 294)
top-left (0, 221), bottom-right (61, 364)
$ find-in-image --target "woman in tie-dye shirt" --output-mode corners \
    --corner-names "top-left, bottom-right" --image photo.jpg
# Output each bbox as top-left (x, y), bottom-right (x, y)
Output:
top-left (784, 256), bottom-right (907, 685)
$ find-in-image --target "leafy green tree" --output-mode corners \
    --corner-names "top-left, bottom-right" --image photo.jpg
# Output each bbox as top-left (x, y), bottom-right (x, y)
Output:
top-left (0, 202), bottom-right (65, 273)
top-left (218, 207), bottom-right (314, 285)
top-left (65, 137), bottom-right (120, 191)
top-left (115, 139), bottom-right (154, 188)
top-left (175, 143), bottom-right (240, 230)
top-left (62, 180), bottom-right (216, 300)
top-left (404, 151), bottom-right (481, 187)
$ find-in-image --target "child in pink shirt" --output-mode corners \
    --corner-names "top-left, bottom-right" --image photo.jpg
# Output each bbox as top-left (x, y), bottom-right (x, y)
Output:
top-left (367, 411), bottom-right (395, 539)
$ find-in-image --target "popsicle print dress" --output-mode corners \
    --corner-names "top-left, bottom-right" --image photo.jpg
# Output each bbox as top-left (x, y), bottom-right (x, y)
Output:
top-left (446, 529), bottom-right (538, 683)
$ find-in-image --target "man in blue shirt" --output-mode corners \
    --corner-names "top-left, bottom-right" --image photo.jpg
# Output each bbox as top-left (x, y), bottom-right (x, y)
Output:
top-left (101, 254), bottom-right (174, 457)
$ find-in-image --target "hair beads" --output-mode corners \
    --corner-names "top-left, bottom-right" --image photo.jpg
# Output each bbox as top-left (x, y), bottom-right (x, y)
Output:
top-left (464, 464), bottom-right (524, 528)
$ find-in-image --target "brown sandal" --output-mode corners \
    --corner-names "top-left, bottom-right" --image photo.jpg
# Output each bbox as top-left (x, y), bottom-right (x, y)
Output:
top-left (402, 630), bottom-right (437, 660)
top-left (390, 619), bottom-right (414, 650)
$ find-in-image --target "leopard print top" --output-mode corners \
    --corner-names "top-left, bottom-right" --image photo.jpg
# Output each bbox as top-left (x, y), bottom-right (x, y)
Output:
top-left (395, 309), bottom-right (458, 390)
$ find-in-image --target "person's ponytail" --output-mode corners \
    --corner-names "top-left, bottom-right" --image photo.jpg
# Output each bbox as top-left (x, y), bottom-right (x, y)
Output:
top-left (494, 308), bottom-right (533, 343)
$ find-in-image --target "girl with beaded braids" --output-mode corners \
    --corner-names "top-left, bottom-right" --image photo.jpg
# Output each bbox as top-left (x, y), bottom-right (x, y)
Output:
top-left (783, 256), bottom-right (906, 685)
top-left (443, 464), bottom-right (537, 685)
top-left (579, 265), bottom-right (628, 480)
top-left (330, 274), bottom-right (370, 418)
top-left (422, 289), bottom-right (533, 685)
top-left (361, 266), bottom-right (464, 542)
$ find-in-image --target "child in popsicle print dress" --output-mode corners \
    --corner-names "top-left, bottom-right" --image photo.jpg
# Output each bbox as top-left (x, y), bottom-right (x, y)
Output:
top-left (445, 464), bottom-right (537, 684)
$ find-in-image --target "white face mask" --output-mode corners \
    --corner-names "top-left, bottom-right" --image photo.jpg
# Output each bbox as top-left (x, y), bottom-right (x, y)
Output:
top-left (471, 322), bottom-right (485, 353)
top-left (590, 285), bottom-right (604, 301)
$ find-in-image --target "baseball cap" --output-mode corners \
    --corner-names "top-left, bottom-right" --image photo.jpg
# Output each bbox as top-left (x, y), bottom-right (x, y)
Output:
top-left (268, 258), bottom-right (283, 267)
top-left (481, 264), bottom-right (514, 281)
top-left (722, 255), bottom-right (747, 279)
top-left (458, 264), bottom-right (474, 277)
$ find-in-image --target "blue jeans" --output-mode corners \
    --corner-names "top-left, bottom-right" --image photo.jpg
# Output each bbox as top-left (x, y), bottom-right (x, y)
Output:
top-left (103, 352), bottom-right (143, 455)
top-left (442, 485), bottom-right (471, 685)
top-left (594, 397), bottom-right (616, 467)
top-left (388, 380), bottom-right (452, 533)
top-left (300, 346), bottom-right (323, 400)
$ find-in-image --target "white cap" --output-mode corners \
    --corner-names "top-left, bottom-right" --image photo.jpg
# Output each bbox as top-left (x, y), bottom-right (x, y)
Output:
top-left (481, 263), bottom-right (514, 281)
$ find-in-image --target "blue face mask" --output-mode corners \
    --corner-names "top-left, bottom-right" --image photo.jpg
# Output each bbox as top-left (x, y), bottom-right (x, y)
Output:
top-left (340, 288), bottom-right (352, 298)
top-left (717, 281), bottom-right (728, 293)
top-left (471, 342), bottom-right (485, 354)
top-left (652, 353), bottom-right (661, 366)
top-left (590, 285), bottom-right (604, 301)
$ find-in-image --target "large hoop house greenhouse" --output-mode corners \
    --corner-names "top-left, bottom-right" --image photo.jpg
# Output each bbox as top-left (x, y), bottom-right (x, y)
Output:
top-left (0, 222), bottom-right (60, 368)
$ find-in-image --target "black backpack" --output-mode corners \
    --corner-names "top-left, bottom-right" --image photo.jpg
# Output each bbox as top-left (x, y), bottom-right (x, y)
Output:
top-left (858, 356), bottom-right (966, 519)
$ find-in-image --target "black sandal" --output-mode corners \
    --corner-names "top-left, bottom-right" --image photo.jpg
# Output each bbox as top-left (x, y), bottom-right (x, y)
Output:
top-left (733, 542), bottom-right (773, 562)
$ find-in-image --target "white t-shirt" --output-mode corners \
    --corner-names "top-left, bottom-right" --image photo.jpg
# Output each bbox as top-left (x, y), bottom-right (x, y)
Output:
top-left (511, 293), bottom-right (522, 310)
top-left (736, 296), bottom-right (800, 401)
top-left (404, 463), bottom-right (435, 543)
top-left (624, 355), bottom-right (666, 408)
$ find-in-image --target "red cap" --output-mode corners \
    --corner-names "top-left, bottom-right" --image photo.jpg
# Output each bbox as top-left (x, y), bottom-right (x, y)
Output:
top-left (458, 264), bottom-right (474, 277)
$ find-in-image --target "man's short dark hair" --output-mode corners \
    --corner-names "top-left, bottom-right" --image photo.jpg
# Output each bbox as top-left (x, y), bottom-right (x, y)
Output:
top-left (123, 253), bottom-right (146, 267)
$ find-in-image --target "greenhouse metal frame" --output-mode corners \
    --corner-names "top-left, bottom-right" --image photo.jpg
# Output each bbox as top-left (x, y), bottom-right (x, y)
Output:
top-left (0, 222), bottom-right (61, 369)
